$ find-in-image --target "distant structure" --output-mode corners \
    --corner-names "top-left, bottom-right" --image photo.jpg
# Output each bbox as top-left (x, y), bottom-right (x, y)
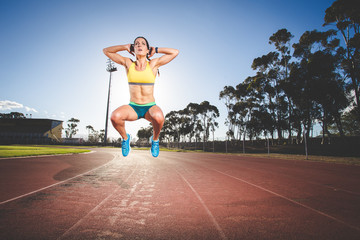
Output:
top-left (0, 118), bottom-right (63, 144)
top-left (62, 137), bottom-right (84, 145)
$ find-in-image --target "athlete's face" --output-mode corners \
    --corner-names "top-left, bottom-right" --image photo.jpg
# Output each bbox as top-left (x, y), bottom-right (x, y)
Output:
top-left (134, 38), bottom-right (149, 56)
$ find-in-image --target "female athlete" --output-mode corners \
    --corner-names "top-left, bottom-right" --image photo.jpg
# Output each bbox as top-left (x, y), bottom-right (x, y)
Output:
top-left (103, 37), bottom-right (179, 157)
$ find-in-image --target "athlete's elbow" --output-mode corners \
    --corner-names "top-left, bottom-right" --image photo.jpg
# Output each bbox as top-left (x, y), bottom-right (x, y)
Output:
top-left (103, 48), bottom-right (108, 55)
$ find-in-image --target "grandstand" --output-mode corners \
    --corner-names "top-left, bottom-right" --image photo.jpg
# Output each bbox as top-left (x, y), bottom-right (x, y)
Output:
top-left (0, 118), bottom-right (63, 144)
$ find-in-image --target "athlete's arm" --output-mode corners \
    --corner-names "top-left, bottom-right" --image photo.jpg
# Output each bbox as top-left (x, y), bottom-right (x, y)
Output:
top-left (103, 44), bottom-right (133, 68)
top-left (150, 48), bottom-right (179, 68)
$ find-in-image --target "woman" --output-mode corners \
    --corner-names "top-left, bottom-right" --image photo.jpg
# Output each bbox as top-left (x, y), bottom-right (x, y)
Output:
top-left (103, 37), bottom-right (179, 157)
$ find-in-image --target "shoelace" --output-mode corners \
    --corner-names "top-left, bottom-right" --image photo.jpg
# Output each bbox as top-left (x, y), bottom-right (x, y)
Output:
top-left (153, 141), bottom-right (159, 150)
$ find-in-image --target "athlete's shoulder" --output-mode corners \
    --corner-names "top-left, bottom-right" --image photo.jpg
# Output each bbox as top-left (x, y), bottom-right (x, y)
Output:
top-left (125, 58), bottom-right (135, 69)
top-left (149, 57), bottom-right (160, 68)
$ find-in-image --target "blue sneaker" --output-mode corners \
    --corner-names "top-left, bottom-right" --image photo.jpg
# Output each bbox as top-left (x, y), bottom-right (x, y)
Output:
top-left (121, 134), bottom-right (131, 157)
top-left (150, 136), bottom-right (160, 157)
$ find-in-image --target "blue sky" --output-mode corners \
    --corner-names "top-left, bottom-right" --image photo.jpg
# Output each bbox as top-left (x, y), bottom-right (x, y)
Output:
top-left (0, 0), bottom-right (336, 140)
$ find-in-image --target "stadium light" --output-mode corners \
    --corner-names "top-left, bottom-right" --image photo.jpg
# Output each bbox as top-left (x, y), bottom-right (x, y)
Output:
top-left (104, 59), bottom-right (117, 145)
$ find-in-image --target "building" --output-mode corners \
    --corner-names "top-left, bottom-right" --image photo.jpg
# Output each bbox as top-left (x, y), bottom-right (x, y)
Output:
top-left (62, 138), bottom-right (84, 145)
top-left (0, 118), bottom-right (63, 144)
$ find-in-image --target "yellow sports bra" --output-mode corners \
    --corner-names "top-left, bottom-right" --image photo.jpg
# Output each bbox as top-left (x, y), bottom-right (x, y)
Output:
top-left (127, 61), bottom-right (156, 85)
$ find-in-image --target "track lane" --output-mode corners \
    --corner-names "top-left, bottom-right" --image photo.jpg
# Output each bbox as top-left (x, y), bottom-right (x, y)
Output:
top-left (1, 149), bottom-right (359, 239)
top-left (160, 151), bottom-right (360, 239)
top-left (166, 152), bottom-right (360, 222)
top-left (212, 153), bottom-right (360, 227)
top-left (0, 150), bottom-right (114, 203)
top-left (57, 150), bottom-right (223, 239)
top-left (58, 156), bottom-right (139, 239)
top-left (182, 153), bottom-right (360, 195)
top-left (0, 150), bottom-right (133, 239)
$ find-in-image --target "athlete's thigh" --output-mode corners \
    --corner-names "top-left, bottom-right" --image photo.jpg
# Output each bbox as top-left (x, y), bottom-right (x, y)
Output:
top-left (112, 105), bottom-right (138, 121)
top-left (144, 105), bottom-right (164, 122)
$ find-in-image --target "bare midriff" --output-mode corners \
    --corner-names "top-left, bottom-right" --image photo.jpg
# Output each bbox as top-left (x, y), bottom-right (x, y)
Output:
top-left (129, 85), bottom-right (155, 104)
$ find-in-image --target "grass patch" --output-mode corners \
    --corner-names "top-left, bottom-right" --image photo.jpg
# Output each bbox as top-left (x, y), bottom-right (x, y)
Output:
top-left (0, 145), bottom-right (91, 158)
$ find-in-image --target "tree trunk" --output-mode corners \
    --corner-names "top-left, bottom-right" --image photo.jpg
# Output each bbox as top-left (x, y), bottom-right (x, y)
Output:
top-left (334, 113), bottom-right (344, 137)
top-left (203, 117), bottom-right (206, 152)
top-left (288, 104), bottom-right (292, 144)
top-left (297, 126), bottom-right (302, 144)
top-left (212, 130), bottom-right (215, 152)
top-left (242, 132), bottom-right (245, 154)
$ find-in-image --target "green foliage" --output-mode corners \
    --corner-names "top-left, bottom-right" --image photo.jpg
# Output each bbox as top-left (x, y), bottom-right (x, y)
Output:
top-left (137, 126), bottom-right (153, 140)
top-left (86, 125), bottom-right (103, 143)
top-left (160, 101), bottom-right (219, 144)
top-left (65, 118), bottom-right (80, 138)
top-left (324, 0), bottom-right (360, 119)
top-left (0, 112), bottom-right (26, 119)
top-left (219, 3), bottom-right (360, 144)
top-left (329, 108), bottom-right (360, 135)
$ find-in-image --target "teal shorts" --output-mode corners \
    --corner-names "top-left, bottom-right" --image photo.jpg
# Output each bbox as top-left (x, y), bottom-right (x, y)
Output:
top-left (129, 102), bottom-right (156, 119)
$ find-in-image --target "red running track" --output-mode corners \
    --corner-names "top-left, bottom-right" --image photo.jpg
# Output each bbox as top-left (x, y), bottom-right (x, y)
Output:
top-left (0, 149), bottom-right (359, 239)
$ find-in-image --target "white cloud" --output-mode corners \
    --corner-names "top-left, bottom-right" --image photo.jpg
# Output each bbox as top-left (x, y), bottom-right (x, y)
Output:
top-left (0, 100), bottom-right (37, 113)
top-left (59, 112), bottom-right (66, 120)
top-left (0, 100), bottom-right (23, 110)
top-left (25, 106), bottom-right (38, 113)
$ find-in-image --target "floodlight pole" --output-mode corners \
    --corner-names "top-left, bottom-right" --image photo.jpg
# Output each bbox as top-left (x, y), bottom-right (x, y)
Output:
top-left (104, 59), bottom-right (117, 145)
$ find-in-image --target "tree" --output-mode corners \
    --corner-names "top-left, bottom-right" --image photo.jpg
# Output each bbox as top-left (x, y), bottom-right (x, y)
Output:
top-left (186, 103), bottom-right (201, 142)
top-left (161, 118), bottom-right (173, 144)
top-left (164, 110), bottom-right (183, 144)
top-left (292, 29), bottom-right (347, 143)
top-left (197, 101), bottom-right (220, 150)
top-left (86, 125), bottom-right (101, 143)
top-left (269, 28), bottom-right (294, 141)
top-left (0, 112), bottom-right (26, 119)
top-left (219, 86), bottom-right (237, 140)
top-left (86, 125), bottom-right (94, 135)
top-left (137, 126), bottom-right (153, 140)
top-left (65, 118), bottom-right (80, 138)
top-left (178, 110), bottom-right (193, 142)
top-left (99, 129), bottom-right (105, 143)
top-left (331, 108), bottom-right (360, 135)
top-left (209, 120), bottom-right (219, 152)
top-left (252, 51), bottom-right (287, 139)
top-left (194, 120), bottom-right (203, 149)
top-left (324, 0), bottom-right (360, 120)
top-left (308, 51), bottom-right (348, 140)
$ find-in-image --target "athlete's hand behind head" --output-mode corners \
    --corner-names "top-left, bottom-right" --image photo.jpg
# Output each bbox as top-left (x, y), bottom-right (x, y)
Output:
top-left (127, 43), bottom-right (135, 56)
top-left (148, 46), bottom-right (155, 58)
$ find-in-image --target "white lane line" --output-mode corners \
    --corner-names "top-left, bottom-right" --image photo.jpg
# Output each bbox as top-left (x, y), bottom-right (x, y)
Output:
top-left (176, 170), bottom-right (227, 240)
top-left (57, 159), bottom-right (139, 240)
top-left (0, 152), bottom-right (115, 205)
top-left (165, 154), bottom-right (360, 196)
top-left (228, 162), bottom-right (360, 196)
top-left (212, 168), bottom-right (360, 232)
